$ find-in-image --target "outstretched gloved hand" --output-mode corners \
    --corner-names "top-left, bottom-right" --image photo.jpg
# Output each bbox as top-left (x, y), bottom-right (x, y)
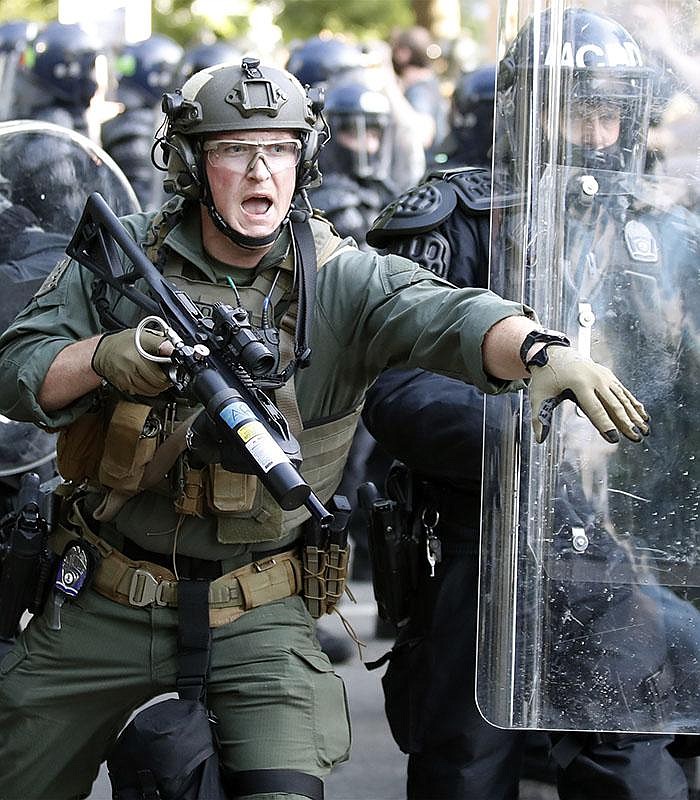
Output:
top-left (527, 346), bottom-right (650, 444)
top-left (92, 328), bottom-right (172, 397)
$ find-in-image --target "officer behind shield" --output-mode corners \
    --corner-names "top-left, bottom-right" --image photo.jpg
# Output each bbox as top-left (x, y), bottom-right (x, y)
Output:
top-left (364, 6), bottom-right (698, 800)
top-left (0, 56), bottom-right (648, 800)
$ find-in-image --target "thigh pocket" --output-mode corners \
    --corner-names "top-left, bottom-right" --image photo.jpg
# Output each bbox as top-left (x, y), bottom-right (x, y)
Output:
top-left (0, 640), bottom-right (28, 677)
top-left (291, 648), bottom-right (352, 769)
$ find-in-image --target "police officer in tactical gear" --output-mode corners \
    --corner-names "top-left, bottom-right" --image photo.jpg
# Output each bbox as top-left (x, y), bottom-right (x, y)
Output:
top-left (101, 35), bottom-right (183, 211)
top-left (309, 76), bottom-right (397, 250)
top-left (365, 5), bottom-right (698, 799)
top-left (0, 55), bottom-right (648, 800)
top-left (432, 63), bottom-right (496, 170)
top-left (8, 21), bottom-right (102, 136)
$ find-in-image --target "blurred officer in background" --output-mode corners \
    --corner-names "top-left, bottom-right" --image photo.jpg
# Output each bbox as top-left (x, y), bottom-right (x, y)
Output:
top-left (7, 21), bottom-right (103, 136)
top-left (288, 35), bottom-right (425, 192)
top-left (0, 20), bottom-right (38, 121)
top-left (309, 76), bottom-right (396, 249)
top-left (101, 35), bottom-right (183, 211)
top-left (432, 64), bottom-right (496, 170)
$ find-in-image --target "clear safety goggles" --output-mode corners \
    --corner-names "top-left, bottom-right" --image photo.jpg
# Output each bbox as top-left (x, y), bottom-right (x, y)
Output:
top-left (203, 138), bottom-right (302, 174)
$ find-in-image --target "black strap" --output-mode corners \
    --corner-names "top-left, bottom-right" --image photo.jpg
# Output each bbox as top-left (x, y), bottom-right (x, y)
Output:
top-left (550, 732), bottom-right (592, 769)
top-left (176, 578), bottom-right (212, 702)
top-left (225, 768), bottom-right (324, 800)
top-left (290, 215), bottom-right (317, 368)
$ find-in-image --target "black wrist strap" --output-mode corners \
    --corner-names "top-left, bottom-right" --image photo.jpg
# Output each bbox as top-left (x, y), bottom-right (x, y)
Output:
top-left (519, 329), bottom-right (571, 371)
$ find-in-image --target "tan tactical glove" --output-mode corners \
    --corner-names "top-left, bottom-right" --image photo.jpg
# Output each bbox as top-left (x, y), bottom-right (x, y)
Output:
top-left (92, 328), bottom-right (171, 397)
top-left (528, 346), bottom-right (650, 444)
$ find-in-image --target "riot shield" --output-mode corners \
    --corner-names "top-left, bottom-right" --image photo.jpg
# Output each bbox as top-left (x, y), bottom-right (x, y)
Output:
top-left (478, 0), bottom-right (700, 734)
top-left (0, 120), bottom-right (139, 485)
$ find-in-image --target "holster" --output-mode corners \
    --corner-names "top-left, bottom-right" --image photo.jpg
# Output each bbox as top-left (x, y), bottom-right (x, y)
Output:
top-left (359, 468), bottom-right (421, 629)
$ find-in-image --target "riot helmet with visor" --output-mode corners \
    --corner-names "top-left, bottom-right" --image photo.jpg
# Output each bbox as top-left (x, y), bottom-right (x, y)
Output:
top-left (114, 35), bottom-right (183, 109)
top-left (319, 77), bottom-right (393, 183)
top-left (497, 8), bottom-right (653, 176)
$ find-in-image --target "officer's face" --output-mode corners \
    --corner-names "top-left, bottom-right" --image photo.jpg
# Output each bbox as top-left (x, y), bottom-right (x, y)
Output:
top-left (564, 101), bottom-right (621, 150)
top-left (204, 128), bottom-right (298, 241)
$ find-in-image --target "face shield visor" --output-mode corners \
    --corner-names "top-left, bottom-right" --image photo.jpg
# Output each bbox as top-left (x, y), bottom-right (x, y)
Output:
top-left (326, 110), bottom-right (392, 181)
top-left (557, 69), bottom-right (652, 173)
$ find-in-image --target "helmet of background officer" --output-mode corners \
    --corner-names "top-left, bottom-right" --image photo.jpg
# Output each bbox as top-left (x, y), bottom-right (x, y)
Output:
top-left (17, 21), bottom-right (102, 110)
top-left (319, 77), bottom-right (393, 184)
top-left (159, 56), bottom-right (327, 250)
top-left (286, 36), bottom-right (364, 88)
top-left (172, 41), bottom-right (244, 89)
top-left (114, 34), bottom-right (183, 110)
top-left (497, 7), bottom-right (652, 175)
top-left (434, 64), bottom-right (496, 168)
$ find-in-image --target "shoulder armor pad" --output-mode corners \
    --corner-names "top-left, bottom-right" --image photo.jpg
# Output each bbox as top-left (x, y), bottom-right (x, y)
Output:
top-left (438, 167), bottom-right (492, 213)
top-left (429, 166), bottom-right (523, 211)
top-left (366, 179), bottom-right (457, 248)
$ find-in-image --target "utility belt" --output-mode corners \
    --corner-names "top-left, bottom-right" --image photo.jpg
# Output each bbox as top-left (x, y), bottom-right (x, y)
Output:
top-left (359, 462), bottom-right (475, 629)
top-left (48, 495), bottom-right (352, 627)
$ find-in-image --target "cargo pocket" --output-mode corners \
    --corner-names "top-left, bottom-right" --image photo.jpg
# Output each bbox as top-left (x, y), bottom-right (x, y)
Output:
top-left (291, 647), bottom-right (352, 768)
top-left (0, 641), bottom-right (28, 677)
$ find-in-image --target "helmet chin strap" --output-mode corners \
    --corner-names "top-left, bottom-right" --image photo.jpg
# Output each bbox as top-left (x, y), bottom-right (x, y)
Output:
top-left (201, 166), bottom-right (285, 250)
top-left (567, 143), bottom-right (624, 172)
top-left (206, 200), bottom-right (283, 250)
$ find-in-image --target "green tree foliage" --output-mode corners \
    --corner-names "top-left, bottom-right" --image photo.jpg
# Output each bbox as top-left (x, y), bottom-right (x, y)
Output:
top-left (273, 0), bottom-right (414, 42)
top-left (0, 0), bottom-right (58, 24)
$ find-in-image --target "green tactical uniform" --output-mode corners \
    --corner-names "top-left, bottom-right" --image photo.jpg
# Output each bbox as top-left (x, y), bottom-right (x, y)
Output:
top-left (0, 202), bottom-right (531, 800)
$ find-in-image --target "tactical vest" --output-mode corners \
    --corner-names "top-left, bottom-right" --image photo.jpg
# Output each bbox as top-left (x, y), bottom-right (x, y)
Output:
top-left (58, 202), bottom-right (363, 545)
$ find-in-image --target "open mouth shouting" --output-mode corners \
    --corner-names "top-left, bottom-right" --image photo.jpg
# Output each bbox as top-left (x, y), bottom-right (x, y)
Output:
top-left (241, 195), bottom-right (273, 217)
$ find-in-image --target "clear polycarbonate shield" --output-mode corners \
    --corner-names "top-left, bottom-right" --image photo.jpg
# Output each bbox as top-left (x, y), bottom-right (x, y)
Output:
top-left (0, 120), bottom-right (139, 478)
top-left (478, 0), bottom-right (700, 733)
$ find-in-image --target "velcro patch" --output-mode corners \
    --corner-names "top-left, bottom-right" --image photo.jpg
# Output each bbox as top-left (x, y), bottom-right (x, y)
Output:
top-left (35, 256), bottom-right (71, 297)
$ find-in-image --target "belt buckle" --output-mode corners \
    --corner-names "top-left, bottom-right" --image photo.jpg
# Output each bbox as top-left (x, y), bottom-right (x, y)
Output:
top-left (128, 568), bottom-right (166, 607)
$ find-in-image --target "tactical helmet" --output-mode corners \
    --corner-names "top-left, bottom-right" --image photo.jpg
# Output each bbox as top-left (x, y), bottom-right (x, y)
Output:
top-left (160, 57), bottom-right (326, 198)
top-left (173, 41), bottom-right (244, 89)
top-left (320, 77), bottom-right (393, 182)
top-left (115, 35), bottom-right (183, 109)
top-left (286, 36), bottom-right (364, 88)
top-left (498, 8), bottom-right (653, 174)
top-left (159, 57), bottom-right (327, 248)
top-left (20, 21), bottom-right (101, 109)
